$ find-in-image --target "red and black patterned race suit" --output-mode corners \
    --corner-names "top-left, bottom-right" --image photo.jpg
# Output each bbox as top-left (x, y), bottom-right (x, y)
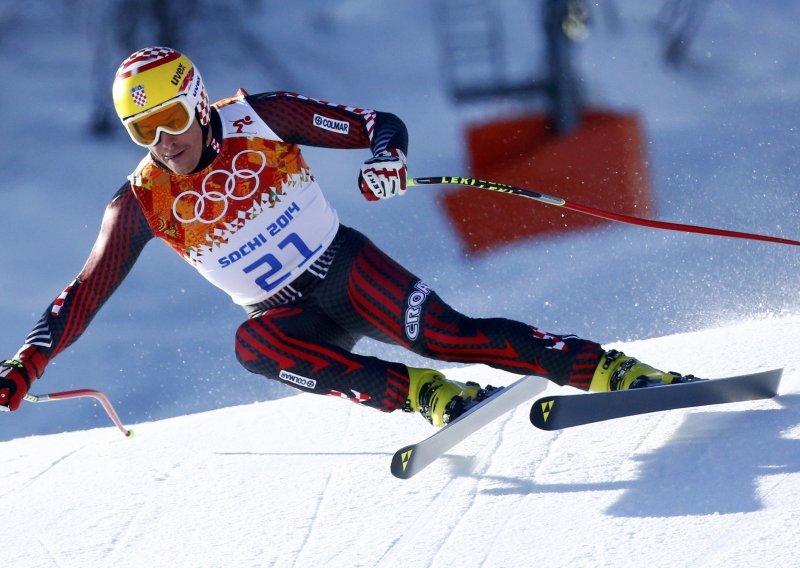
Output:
top-left (15, 91), bottom-right (604, 412)
top-left (235, 226), bottom-right (603, 411)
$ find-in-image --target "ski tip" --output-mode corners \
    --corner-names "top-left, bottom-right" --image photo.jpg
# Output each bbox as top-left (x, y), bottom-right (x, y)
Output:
top-left (529, 396), bottom-right (558, 430)
top-left (390, 446), bottom-right (417, 480)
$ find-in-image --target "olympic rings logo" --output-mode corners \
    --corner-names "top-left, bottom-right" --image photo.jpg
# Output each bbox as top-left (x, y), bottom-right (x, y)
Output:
top-left (172, 150), bottom-right (266, 224)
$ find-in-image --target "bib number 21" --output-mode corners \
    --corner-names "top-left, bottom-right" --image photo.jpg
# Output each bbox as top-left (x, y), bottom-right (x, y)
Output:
top-left (243, 233), bottom-right (321, 292)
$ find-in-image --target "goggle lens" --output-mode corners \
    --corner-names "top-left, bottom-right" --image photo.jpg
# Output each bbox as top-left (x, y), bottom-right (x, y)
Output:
top-left (124, 98), bottom-right (193, 147)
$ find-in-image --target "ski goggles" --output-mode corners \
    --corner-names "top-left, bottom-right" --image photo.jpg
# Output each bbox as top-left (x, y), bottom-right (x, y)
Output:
top-left (122, 95), bottom-right (194, 147)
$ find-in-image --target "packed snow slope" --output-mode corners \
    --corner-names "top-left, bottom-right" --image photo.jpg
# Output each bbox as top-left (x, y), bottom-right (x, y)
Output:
top-left (2, 1), bottom-right (800, 566)
top-left (3, 318), bottom-right (799, 568)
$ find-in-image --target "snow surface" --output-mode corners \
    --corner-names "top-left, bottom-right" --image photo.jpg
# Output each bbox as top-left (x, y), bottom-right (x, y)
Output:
top-left (2, 1), bottom-right (800, 566)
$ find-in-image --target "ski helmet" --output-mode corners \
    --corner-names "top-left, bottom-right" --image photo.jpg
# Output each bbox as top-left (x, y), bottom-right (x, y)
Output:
top-left (112, 47), bottom-right (210, 147)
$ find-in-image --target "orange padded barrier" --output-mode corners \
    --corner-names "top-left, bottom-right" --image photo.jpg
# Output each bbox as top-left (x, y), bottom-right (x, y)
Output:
top-left (441, 110), bottom-right (653, 253)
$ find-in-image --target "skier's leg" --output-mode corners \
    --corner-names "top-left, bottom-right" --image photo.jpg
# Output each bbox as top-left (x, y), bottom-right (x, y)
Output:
top-left (295, 228), bottom-right (594, 424)
top-left (409, 300), bottom-right (694, 392)
top-left (234, 306), bottom-right (492, 425)
top-left (234, 305), bottom-right (410, 412)
top-left (323, 229), bottom-right (604, 387)
top-left (322, 227), bottom-right (687, 401)
top-left (397, 286), bottom-right (691, 393)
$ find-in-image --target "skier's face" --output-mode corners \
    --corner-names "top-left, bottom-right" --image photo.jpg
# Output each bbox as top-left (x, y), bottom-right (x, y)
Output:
top-left (149, 118), bottom-right (204, 175)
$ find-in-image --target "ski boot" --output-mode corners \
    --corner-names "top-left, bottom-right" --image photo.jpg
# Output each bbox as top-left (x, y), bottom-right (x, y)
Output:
top-left (589, 349), bottom-right (698, 392)
top-left (405, 368), bottom-right (496, 427)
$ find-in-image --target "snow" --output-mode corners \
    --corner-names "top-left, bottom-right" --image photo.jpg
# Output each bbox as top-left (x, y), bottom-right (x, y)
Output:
top-left (2, 1), bottom-right (800, 566)
top-left (4, 320), bottom-right (799, 567)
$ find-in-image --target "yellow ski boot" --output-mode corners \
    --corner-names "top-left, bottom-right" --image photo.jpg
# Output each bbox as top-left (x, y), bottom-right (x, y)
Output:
top-left (406, 368), bottom-right (484, 427)
top-left (589, 350), bottom-right (693, 392)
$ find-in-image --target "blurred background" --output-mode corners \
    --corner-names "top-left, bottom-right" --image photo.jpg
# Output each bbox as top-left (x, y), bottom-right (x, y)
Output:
top-left (1, 0), bottom-right (798, 440)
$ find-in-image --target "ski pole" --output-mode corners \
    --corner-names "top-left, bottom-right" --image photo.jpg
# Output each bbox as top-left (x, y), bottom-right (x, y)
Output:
top-left (23, 389), bottom-right (134, 438)
top-left (410, 176), bottom-right (800, 247)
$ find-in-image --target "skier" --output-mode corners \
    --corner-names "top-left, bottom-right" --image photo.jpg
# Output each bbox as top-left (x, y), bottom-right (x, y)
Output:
top-left (0, 47), bottom-right (692, 428)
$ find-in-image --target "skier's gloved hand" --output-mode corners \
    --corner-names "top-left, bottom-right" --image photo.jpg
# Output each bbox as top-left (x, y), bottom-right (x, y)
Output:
top-left (0, 359), bottom-right (31, 411)
top-left (358, 148), bottom-right (407, 201)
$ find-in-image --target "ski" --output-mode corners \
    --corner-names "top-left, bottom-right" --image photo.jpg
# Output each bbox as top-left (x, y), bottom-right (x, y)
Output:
top-left (530, 368), bottom-right (782, 431)
top-left (391, 375), bottom-right (547, 479)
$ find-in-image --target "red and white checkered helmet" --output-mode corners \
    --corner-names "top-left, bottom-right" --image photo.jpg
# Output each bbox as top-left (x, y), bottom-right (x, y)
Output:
top-left (112, 46), bottom-right (210, 127)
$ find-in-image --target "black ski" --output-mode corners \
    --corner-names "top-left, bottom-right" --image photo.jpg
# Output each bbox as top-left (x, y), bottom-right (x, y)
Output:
top-left (530, 368), bottom-right (782, 431)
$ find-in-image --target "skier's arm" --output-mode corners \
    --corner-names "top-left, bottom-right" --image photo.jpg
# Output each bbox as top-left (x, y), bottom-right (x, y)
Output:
top-left (0, 183), bottom-right (153, 410)
top-left (245, 91), bottom-right (407, 152)
top-left (245, 92), bottom-right (409, 200)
